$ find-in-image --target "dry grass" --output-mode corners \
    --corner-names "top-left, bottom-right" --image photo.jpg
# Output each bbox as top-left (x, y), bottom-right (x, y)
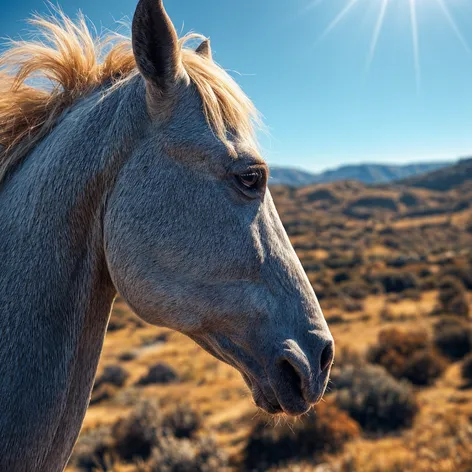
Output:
top-left (68, 181), bottom-right (472, 471)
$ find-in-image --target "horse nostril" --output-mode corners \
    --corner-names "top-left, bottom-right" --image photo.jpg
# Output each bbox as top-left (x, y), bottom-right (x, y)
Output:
top-left (320, 341), bottom-right (334, 373)
top-left (279, 359), bottom-right (303, 394)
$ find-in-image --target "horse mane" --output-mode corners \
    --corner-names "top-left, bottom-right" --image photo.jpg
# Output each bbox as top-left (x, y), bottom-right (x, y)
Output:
top-left (0, 11), bottom-right (261, 183)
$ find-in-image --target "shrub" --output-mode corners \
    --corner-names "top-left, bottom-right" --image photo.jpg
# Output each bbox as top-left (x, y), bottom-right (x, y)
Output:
top-left (136, 363), bottom-right (179, 386)
top-left (437, 276), bottom-right (469, 317)
top-left (400, 192), bottom-right (420, 207)
top-left (341, 280), bottom-right (370, 300)
top-left (324, 254), bottom-right (363, 270)
top-left (402, 350), bottom-right (447, 386)
top-left (440, 265), bottom-right (472, 290)
top-left (145, 436), bottom-right (227, 472)
top-left (332, 364), bottom-right (418, 433)
top-left (305, 188), bottom-right (339, 203)
top-left (162, 404), bottom-right (202, 439)
top-left (90, 384), bottom-right (118, 405)
top-left (94, 365), bottom-right (129, 389)
top-left (118, 351), bottom-right (137, 362)
top-left (107, 315), bottom-right (129, 332)
top-left (461, 353), bottom-right (472, 384)
top-left (326, 314), bottom-right (345, 325)
top-left (365, 271), bottom-right (418, 294)
top-left (72, 427), bottom-right (114, 471)
top-left (112, 400), bottom-right (161, 461)
top-left (433, 318), bottom-right (472, 360)
top-left (367, 328), bottom-right (429, 380)
top-left (244, 401), bottom-right (360, 470)
top-left (333, 271), bottom-right (350, 283)
top-left (448, 295), bottom-right (470, 317)
top-left (342, 299), bottom-right (364, 313)
top-left (336, 409), bottom-right (472, 472)
top-left (418, 267), bottom-right (433, 278)
top-left (334, 346), bottom-right (365, 368)
top-left (347, 195), bottom-right (398, 211)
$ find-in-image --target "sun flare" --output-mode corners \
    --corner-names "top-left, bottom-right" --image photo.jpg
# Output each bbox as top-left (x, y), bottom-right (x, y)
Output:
top-left (310, 0), bottom-right (470, 89)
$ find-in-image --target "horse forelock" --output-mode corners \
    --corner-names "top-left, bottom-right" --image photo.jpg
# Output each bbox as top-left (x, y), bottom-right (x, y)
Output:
top-left (0, 10), bottom-right (262, 184)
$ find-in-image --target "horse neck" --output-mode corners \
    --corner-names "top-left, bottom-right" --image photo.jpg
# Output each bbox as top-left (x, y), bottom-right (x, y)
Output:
top-left (0, 77), bottom-right (146, 470)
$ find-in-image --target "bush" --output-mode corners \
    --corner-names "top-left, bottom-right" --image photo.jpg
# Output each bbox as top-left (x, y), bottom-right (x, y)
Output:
top-left (334, 346), bottom-right (364, 368)
top-left (437, 276), bottom-right (469, 317)
top-left (162, 404), bottom-right (202, 439)
top-left (440, 266), bottom-right (472, 290)
top-left (342, 299), bottom-right (364, 313)
top-left (244, 400), bottom-right (359, 470)
top-left (333, 271), bottom-right (350, 284)
top-left (72, 427), bottom-right (114, 471)
top-left (332, 364), bottom-right (418, 433)
top-left (94, 365), bottom-right (129, 389)
top-left (145, 436), bottom-right (227, 472)
top-left (367, 327), bottom-right (449, 388)
top-left (433, 318), bottom-right (472, 360)
top-left (448, 295), bottom-right (470, 317)
top-left (118, 351), bottom-right (137, 362)
top-left (90, 384), bottom-right (118, 405)
top-left (336, 409), bottom-right (472, 472)
top-left (107, 315), bottom-right (129, 332)
top-left (461, 353), bottom-right (472, 384)
top-left (341, 281), bottom-right (370, 300)
top-left (365, 271), bottom-right (418, 294)
top-left (402, 350), bottom-right (447, 386)
top-left (112, 400), bottom-right (161, 461)
top-left (367, 328), bottom-right (429, 380)
top-left (136, 363), bottom-right (179, 386)
top-left (400, 192), bottom-right (420, 207)
top-left (78, 400), bottom-right (213, 470)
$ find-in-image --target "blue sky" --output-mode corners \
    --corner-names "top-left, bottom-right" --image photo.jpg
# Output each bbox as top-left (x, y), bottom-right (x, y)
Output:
top-left (2, 0), bottom-right (472, 172)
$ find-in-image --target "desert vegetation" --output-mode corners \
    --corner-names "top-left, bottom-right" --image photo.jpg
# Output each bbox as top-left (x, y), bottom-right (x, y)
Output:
top-left (68, 175), bottom-right (472, 471)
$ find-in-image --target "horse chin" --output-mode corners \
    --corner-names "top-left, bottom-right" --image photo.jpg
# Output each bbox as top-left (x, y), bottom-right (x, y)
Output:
top-left (241, 372), bottom-right (313, 417)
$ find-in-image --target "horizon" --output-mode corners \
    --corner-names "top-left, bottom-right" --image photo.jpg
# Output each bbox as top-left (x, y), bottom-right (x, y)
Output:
top-left (2, 0), bottom-right (472, 171)
top-left (271, 154), bottom-right (469, 174)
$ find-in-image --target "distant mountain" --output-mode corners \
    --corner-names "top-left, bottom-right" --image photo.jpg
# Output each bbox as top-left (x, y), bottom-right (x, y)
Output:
top-left (268, 168), bottom-right (320, 187)
top-left (269, 161), bottom-right (452, 186)
top-left (400, 157), bottom-right (472, 191)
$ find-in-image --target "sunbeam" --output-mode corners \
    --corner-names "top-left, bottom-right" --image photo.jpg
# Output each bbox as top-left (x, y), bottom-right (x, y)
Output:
top-left (366, 0), bottom-right (389, 72)
top-left (318, 0), bottom-right (360, 41)
top-left (409, 0), bottom-right (421, 90)
top-left (312, 0), bottom-right (471, 89)
top-left (436, 0), bottom-right (472, 57)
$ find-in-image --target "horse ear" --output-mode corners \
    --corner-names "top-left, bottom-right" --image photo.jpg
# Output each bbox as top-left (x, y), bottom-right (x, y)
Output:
top-left (132, 0), bottom-right (180, 90)
top-left (195, 39), bottom-right (212, 61)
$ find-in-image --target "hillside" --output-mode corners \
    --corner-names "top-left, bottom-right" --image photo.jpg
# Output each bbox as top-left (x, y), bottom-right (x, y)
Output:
top-left (68, 177), bottom-right (472, 472)
top-left (401, 157), bottom-right (472, 191)
top-left (269, 161), bottom-right (451, 186)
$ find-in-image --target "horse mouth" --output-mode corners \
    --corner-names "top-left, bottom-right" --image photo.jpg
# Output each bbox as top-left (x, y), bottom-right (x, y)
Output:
top-left (189, 334), bottom-right (325, 416)
top-left (241, 371), bottom-right (316, 416)
top-left (241, 372), bottom-right (285, 414)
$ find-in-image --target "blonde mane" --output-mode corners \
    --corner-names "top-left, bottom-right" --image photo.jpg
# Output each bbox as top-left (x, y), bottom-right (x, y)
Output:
top-left (0, 11), bottom-right (261, 182)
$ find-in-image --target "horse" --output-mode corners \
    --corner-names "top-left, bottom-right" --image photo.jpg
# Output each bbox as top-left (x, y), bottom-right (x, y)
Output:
top-left (0, 0), bottom-right (334, 470)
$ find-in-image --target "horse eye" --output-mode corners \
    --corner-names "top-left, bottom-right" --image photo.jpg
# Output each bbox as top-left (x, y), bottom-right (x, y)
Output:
top-left (237, 171), bottom-right (261, 190)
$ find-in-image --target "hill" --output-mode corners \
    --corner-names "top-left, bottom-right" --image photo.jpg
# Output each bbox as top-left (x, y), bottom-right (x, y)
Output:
top-left (269, 161), bottom-right (451, 186)
top-left (68, 175), bottom-right (472, 472)
top-left (400, 157), bottom-right (472, 191)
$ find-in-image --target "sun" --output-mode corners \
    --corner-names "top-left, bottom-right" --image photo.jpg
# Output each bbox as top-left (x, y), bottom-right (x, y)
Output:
top-left (309, 0), bottom-right (471, 89)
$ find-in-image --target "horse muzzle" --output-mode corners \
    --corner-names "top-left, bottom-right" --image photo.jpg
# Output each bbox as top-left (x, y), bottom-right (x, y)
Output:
top-left (191, 333), bottom-right (334, 416)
